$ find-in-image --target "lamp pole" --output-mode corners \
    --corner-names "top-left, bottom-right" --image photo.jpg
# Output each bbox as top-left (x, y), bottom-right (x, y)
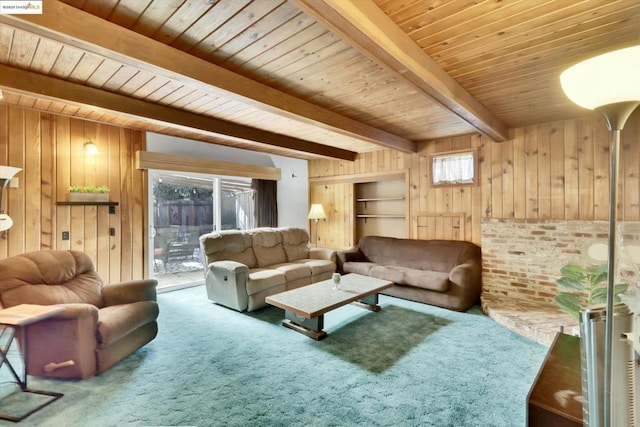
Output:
top-left (596, 102), bottom-right (639, 426)
top-left (560, 45), bottom-right (640, 427)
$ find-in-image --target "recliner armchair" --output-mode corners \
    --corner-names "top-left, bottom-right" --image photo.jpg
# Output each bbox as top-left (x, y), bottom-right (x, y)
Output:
top-left (0, 250), bottom-right (159, 378)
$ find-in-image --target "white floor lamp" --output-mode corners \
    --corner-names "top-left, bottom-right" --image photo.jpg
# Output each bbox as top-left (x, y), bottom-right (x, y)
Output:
top-left (0, 166), bottom-right (22, 236)
top-left (561, 45), bottom-right (640, 427)
top-left (308, 204), bottom-right (326, 247)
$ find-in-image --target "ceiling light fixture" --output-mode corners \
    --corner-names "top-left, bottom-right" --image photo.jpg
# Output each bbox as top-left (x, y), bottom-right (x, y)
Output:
top-left (561, 44), bottom-right (640, 427)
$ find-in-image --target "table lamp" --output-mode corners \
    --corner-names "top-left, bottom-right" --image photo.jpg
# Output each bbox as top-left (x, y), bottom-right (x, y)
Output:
top-left (308, 204), bottom-right (326, 247)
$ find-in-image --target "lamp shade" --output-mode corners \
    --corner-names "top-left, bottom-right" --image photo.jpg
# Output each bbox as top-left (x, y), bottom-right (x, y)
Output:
top-left (0, 166), bottom-right (21, 181)
top-left (0, 213), bottom-right (13, 232)
top-left (560, 45), bottom-right (640, 110)
top-left (308, 204), bottom-right (327, 220)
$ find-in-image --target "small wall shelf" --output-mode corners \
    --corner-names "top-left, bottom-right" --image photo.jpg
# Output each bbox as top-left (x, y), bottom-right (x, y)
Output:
top-left (56, 201), bottom-right (119, 214)
top-left (57, 201), bottom-right (118, 206)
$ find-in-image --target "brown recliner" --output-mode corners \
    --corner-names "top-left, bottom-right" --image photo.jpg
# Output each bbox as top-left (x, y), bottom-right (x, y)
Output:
top-left (0, 250), bottom-right (159, 378)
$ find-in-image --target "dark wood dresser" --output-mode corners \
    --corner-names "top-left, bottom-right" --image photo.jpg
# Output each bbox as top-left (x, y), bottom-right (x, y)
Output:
top-left (527, 332), bottom-right (583, 426)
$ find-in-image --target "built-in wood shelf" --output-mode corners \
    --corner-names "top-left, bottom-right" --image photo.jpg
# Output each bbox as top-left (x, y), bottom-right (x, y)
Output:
top-left (356, 214), bottom-right (405, 218)
top-left (356, 196), bottom-right (405, 202)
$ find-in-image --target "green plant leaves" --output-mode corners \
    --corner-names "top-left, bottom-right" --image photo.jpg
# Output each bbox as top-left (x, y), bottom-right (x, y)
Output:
top-left (555, 262), bottom-right (628, 317)
top-left (555, 292), bottom-right (582, 319)
top-left (556, 276), bottom-right (584, 290)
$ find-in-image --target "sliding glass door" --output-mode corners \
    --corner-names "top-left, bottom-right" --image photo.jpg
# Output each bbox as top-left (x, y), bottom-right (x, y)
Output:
top-left (149, 170), bottom-right (254, 292)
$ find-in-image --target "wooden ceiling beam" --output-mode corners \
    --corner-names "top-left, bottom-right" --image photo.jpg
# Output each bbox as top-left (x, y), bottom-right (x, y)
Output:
top-left (0, 64), bottom-right (357, 161)
top-left (0, 0), bottom-right (416, 153)
top-left (293, 0), bottom-right (510, 142)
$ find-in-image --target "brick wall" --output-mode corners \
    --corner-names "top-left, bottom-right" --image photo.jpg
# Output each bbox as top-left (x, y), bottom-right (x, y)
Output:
top-left (481, 219), bottom-right (640, 307)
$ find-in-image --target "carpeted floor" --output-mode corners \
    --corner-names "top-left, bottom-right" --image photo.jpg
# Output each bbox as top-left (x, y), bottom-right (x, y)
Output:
top-left (1, 285), bottom-right (547, 427)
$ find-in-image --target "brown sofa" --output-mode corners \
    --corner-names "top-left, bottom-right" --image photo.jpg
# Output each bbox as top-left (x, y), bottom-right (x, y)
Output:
top-left (336, 236), bottom-right (482, 311)
top-left (0, 250), bottom-right (159, 378)
top-left (199, 227), bottom-right (336, 312)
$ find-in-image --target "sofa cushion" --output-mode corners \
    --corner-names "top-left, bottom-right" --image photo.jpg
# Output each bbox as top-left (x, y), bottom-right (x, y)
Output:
top-left (358, 236), bottom-right (475, 272)
top-left (200, 231), bottom-right (257, 269)
top-left (251, 228), bottom-right (287, 267)
top-left (271, 263), bottom-right (311, 282)
top-left (402, 269), bottom-right (450, 292)
top-left (369, 265), bottom-right (405, 284)
top-left (280, 227), bottom-right (310, 261)
top-left (292, 259), bottom-right (335, 276)
top-left (350, 264), bottom-right (450, 293)
top-left (246, 268), bottom-right (286, 295)
top-left (97, 300), bottom-right (159, 347)
top-left (0, 250), bottom-right (105, 308)
top-left (343, 261), bottom-right (376, 276)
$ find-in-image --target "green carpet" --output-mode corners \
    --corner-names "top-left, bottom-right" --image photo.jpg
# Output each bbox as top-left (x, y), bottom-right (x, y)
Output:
top-left (1, 285), bottom-right (547, 426)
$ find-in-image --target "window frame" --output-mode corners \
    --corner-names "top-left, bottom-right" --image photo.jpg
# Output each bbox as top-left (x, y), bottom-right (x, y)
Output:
top-left (428, 148), bottom-right (479, 188)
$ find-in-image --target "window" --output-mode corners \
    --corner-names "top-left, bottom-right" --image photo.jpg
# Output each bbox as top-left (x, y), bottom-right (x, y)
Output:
top-left (429, 148), bottom-right (478, 187)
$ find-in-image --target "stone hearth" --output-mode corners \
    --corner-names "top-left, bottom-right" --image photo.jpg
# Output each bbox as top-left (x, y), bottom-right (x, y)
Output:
top-left (482, 296), bottom-right (579, 346)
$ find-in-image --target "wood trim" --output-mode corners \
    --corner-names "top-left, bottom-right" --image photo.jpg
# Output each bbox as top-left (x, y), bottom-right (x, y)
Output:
top-left (0, 64), bottom-right (357, 162)
top-left (0, 0), bottom-right (417, 153)
top-left (309, 169), bottom-right (406, 185)
top-left (416, 212), bottom-right (466, 241)
top-left (428, 147), bottom-right (479, 188)
top-left (293, 0), bottom-right (509, 142)
top-left (135, 151), bottom-right (281, 181)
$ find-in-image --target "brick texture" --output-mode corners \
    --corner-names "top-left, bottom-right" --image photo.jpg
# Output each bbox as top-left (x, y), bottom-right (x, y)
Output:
top-left (480, 219), bottom-right (640, 344)
top-left (481, 219), bottom-right (640, 304)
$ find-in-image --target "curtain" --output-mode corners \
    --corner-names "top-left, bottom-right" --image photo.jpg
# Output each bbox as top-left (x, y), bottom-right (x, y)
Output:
top-left (236, 190), bottom-right (255, 230)
top-left (432, 152), bottom-right (475, 185)
top-left (251, 179), bottom-right (278, 228)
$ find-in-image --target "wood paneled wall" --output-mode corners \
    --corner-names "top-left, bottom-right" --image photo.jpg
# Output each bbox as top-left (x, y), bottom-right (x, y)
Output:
top-left (0, 105), bottom-right (147, 283)
top-left (309, 111), bottom-right (640, 248)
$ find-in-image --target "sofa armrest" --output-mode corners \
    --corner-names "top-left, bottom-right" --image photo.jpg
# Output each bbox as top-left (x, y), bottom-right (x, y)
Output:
top-left (24, 303), bottom-right (100, 378)
top-left (102, 279), bottom-right (158, 306)
top-left (309, 247), bottom-right (336, 263)
top-left (448, 262), bottom-right (481, 288)
top-left (208, 260), bottom-right (249, 273)
top-left (205, 260), bottom-right (251, 312)
top-left (336, 247), bottom-right (366, 273)
top-left (50, 303), bottom-right (99, 321)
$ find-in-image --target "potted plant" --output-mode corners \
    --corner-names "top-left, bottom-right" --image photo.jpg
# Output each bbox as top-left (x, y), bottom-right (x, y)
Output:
top-left (66, 185), bottom-right (110, 202)
top-left (555, 263), bottom-right (628, 319)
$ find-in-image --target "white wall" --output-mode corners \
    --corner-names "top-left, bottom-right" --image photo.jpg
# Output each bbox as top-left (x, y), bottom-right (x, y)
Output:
top-left (146, 133), bottom-right (309, 229)
top-left (270, 155), bottom-right (309, 229)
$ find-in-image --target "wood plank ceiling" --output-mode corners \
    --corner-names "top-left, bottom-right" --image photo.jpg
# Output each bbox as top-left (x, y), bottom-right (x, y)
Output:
top-left (0, 0), bottom-right (638, 160)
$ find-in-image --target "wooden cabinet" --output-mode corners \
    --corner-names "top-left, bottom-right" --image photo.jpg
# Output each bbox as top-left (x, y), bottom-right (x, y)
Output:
top-left (527, 333), bottom-right (583, 426)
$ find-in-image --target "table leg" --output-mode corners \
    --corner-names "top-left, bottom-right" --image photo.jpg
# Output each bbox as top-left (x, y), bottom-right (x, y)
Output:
top-left (283, 311), bottom-right (327, 341)
top-left (0, 325), bottom-right (64, 422)
top-left (352, 293), bottom-right (382, 312)
top-left (0, 328), bottom-right (22, 386)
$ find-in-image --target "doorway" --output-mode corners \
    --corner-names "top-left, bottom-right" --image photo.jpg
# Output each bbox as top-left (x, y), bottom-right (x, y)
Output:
top-left (149, 170), bottom-right (255, 292)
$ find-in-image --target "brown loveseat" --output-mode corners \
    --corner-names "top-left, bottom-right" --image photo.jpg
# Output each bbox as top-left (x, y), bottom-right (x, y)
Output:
top-left (0, 250), bottom-right (159, 378)
top-left (199, 227), bottom-right (336, 312)
top-left (336, 236), bottom-right (482, 311)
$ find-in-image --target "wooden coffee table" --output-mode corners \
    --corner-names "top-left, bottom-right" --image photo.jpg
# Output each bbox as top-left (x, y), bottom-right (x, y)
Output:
top-left (265, 273), bottom-right (393, 340)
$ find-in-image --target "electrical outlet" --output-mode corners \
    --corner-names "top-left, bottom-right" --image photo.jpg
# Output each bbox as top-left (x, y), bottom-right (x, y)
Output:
top-left (62, 231), bottom-right (69, 241)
